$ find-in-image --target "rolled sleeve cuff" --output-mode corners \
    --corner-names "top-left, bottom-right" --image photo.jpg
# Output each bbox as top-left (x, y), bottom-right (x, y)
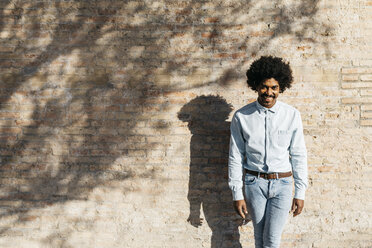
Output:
top-left (294, 189), bottom-right (306, 200)
top-left (232, 189), bottom-right (244, 201)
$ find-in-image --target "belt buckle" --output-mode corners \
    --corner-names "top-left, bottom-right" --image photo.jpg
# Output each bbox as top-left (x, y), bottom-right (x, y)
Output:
top-left (263, 173), bottom-right (268, 179)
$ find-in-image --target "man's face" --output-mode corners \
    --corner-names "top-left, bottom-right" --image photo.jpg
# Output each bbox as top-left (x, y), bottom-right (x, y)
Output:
top-left (256, 78), bottom-right (280, 108)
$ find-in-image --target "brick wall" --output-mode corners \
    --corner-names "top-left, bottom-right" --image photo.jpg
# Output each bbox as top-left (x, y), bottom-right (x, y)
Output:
top-left (0, 0), bottom-right (371, 247)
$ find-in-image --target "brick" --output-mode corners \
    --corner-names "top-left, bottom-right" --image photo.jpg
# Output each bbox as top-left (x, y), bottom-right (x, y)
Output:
top-left (324, 113), bottom-right (340, 119)
top-left (0, 112), bottom-right (19, 119)
top-left (361, 105), bottom-right (372, 111)
top-left (0, 127), bottom-right (21, 134)
top-left (201, 32), bottom-right (218, 38)
top-left (359, 60), bottom-right (372, 66)
top-left (301, 70), bottom-right (338, 82)
top-left (341, 82), bottom-right (372, 88)
top-left (342, 75), bottom-right (359, 81)
top-left (232, 52), bottom-right (246, 59)
top-left (0, 46), bottom-right (15, 53)
top-left (360, 119), bottom-right (372, 126)
top-left (214, 53), bottom-right (229, 58)
top-left (360, 74), bottom-right (372, 81)
top-left (361, 112), bottom-right (372, 118)
top-left (341, 97), bottom-right (372, 104)
top-left (341, 67), bottom-right (372, 74)
top-left (204, 17), bottom-right (219, 23)
top-left (361, 90), bottom-right (372, 96)
top-left (320, 89), bottom-right (358, 97)
top-left (250, 31), bottom-right (274, 37)
top-left (297, 45), bottom-right (312, 51)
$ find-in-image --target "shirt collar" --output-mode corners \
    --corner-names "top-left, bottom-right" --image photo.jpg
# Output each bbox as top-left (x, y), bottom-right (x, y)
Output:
top-left (256, 100), bottom-right (280, 114)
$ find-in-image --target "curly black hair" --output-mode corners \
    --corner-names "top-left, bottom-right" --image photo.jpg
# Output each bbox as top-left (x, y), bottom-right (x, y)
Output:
top-left (246, 56), bottom-right (293, 93)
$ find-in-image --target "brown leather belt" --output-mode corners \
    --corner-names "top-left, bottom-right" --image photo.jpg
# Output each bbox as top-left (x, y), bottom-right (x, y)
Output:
top-left (245, 169), bottom-right (292, 180)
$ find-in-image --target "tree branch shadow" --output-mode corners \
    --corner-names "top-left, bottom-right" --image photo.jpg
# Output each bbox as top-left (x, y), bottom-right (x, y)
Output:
top-left (0, 0), bottom-right (333, 244)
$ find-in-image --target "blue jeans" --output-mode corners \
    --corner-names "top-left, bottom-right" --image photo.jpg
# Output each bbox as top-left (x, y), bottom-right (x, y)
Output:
top-left (244, 173), bottom-right (293, 248)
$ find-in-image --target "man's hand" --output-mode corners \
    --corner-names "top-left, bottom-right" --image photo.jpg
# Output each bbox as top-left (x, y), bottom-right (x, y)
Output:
top-left (291, 198), bottom-right (304, 217)
top-left (233, 200), bottom-right (248, 219)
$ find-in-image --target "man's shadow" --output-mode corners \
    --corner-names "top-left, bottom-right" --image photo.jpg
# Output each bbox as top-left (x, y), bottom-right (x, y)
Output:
top-left (178, 95), bottom-right (244, 248)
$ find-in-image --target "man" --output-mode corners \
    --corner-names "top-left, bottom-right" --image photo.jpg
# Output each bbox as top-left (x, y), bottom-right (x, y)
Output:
top-left (228, 56), bottom-right (308, 248)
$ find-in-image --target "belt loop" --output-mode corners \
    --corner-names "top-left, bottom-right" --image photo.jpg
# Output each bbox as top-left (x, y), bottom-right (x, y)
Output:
top-left (257, 172), bottom-right (260, 179)
top-left (275, 173), bottom-right (279, 179)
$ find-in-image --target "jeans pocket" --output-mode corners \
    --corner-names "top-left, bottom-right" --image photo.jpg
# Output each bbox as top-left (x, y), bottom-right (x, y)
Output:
top-left (245, 174), bottom-right (257, 185)
top-left (280, 176), bottom-right (293, 184)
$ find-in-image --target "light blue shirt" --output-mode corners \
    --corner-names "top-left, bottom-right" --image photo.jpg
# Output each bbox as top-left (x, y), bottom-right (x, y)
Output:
top-left (228, 100), bottom-right (308, 201)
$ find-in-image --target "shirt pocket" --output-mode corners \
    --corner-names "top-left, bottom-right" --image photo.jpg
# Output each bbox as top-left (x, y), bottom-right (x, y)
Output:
top-left (277, 130), bottom-right (292, 148)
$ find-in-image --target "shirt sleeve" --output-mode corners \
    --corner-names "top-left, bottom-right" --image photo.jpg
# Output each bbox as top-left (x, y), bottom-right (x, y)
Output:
top-left (289, 111), bottom-right (308, 200)
top-left (228, 113), bottom-right (246, 201)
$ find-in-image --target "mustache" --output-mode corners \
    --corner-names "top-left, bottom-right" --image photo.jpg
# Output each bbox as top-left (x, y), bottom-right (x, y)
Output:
top-left (262, 94), bottom-right (275, 98)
